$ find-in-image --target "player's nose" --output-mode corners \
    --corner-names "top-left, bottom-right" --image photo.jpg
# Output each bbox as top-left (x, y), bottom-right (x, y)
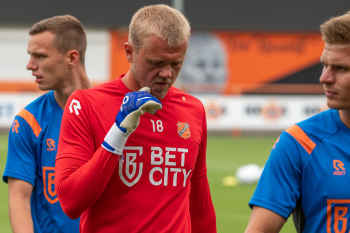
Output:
top-left (159, 65), bottom-right (172, 79)
top-left (26, 57), bottom-right (38, 71)
top-left (319, 67), bottom-right (335, 84)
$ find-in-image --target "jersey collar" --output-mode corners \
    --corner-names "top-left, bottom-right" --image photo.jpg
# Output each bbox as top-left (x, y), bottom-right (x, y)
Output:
top-left (331, 109), bottom-right (350, 135)
top-left (48, 90), bottom-right (63, 114)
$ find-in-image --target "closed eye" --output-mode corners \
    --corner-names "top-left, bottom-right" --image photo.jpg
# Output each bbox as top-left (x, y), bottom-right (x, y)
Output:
top-left (334, 66), bottom-right (347, 71)
top-left (148, 60), bottom-right (163, 66)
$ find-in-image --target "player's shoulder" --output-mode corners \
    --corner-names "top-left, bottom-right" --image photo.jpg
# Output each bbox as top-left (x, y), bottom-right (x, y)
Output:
top-left (20, 91), bottom-right (55, 121)
top-left (14, 91), bottom-right (55, 137)
top-left (72, 79), bottom-right (124, 101)
top-left (171, 86), bottom-right (204, 106)
top-left (284, 109), bottom-right (336, 149)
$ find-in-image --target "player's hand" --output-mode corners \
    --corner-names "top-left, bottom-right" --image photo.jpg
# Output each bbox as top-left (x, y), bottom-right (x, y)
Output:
top-left (102, 87), bottom-right (162, 158)
top-left (116, 87), bottom-right (162, 134)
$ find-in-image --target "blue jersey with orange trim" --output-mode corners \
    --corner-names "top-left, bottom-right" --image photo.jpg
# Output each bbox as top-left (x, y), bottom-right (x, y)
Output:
top-left (3, 91), bottom-right (79, 233)
top-left (249, 109), bottom-right (350, 232)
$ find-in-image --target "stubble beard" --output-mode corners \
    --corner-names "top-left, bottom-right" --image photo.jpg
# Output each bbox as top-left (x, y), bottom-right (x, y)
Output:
top-left (132, 67), bottom-right (172, 100)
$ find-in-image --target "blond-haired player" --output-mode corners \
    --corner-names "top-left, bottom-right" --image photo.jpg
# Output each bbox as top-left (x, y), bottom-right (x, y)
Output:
top-left (55, 5), bottom-right (217, 233)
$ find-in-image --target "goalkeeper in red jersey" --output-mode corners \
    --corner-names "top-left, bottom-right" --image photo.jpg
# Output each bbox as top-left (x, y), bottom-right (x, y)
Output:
top-left (55, 4), bottom-right (217, 233)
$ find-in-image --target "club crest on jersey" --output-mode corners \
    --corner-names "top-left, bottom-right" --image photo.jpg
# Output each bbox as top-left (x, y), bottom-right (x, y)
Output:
top-left (177, 122), bottom-right (191, 139)
top-left (43, 167), bottom-right (58, 204)
top-left (119, 147), bottom-right (143, 187)
top-left (327, 199), bottom-right (350, 233)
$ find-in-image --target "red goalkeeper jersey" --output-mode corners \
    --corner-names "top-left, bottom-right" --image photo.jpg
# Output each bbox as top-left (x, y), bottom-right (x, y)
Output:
top-left (55, 75), bottom-right (217, 233)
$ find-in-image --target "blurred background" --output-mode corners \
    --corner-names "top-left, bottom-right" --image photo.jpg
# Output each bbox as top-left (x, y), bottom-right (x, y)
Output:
top-left (0, 0), bottom-right (350, 232)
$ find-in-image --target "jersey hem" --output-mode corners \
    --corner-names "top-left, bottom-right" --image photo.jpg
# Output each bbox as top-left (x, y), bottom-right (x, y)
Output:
top-left (2, 172), bottom-right (35, 187)
top-left (249, 198), bottom-right (291, 219)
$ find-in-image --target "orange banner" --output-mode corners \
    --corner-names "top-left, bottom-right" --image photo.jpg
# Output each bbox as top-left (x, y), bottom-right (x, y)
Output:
top-left (110, 30), bottom-right (130, 80)
top-left (216, 32), bottom-right (324, 94)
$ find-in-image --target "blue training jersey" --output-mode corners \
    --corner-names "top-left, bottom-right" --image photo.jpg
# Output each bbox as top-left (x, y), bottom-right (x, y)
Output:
top-left (249, 109), bottom-right (350, 233)
top-left (3, 91), bottom-right (79, 233)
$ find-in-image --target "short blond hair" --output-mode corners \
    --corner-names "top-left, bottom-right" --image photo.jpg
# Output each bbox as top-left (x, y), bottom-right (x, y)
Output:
top-left (321, 11), bottom-right (350, 45)
top-left (129, 4), bottom-right (191, 51)
top-left (29, 15), bottom-right (87, 65)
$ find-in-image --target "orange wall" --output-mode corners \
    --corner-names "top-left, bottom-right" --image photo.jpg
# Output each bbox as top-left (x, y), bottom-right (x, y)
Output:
top-left (214, 32), bottom-right (324, 94)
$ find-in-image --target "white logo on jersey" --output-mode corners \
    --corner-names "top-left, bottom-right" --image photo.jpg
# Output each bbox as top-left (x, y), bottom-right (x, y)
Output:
top-left (119, 146), bottom-right (192, 188)
top-left (69, 99), bottom-right (81, 115)
top-left (119, 146), bottom-right (143, 187)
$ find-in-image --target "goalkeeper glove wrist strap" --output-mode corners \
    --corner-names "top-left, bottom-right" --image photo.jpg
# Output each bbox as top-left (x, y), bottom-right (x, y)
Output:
top-left (102, 123), bottom-right (130, 156)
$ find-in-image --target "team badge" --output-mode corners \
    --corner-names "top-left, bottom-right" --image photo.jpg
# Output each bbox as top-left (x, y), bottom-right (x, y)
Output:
top-left (43, 167), bottom-right (58, 204)
top-left (177, 122), bottom-right (191, 139)
top-left (327, 199), bottom-right (350, 233)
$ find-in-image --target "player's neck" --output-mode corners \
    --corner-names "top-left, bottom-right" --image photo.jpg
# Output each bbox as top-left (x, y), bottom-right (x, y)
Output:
top-left (54, 68), bottom-right (92, 109)
top-left (122, 71), bottom-right (140, 92)
top-left (339, 109), bottom-right (350, 129)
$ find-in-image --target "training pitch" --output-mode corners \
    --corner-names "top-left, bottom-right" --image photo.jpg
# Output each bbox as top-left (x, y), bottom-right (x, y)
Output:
top-left (0, 133), bottom-right (296, 232)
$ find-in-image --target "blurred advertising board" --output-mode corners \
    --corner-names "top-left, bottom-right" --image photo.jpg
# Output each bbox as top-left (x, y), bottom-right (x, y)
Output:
top-left (0, 93), bottom-right (40, 127)
top-left (0, 93), bottom-right (327, 132)
top-left (196, 95), bottom-right (328, 131)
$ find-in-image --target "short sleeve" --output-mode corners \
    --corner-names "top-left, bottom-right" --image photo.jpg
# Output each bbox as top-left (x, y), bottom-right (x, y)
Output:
top-left (3, 116), bottom-right (37, 186)
top-left (192, 105), bottom-right (207, 178)
top-left (249, 131), bottom-right (304, 218)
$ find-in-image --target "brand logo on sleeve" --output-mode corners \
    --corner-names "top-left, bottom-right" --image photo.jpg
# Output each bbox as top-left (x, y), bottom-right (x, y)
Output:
top-left (333, 160), bottom-right (346, 175)
top-left (43, 167), bottom-right (58, 204)
top-left (12, 120), bottom-right (19, 133)
top-left (273, 137), bottom-right (280, 149)
top-left (69, 99), bottom-right (81, 115)
top-left (177, 122), bottom-right (191, 139)
top-left (46, 139), bottom-right (56, 151)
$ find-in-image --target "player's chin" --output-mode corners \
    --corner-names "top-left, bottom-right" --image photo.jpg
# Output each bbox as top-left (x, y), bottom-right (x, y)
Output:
top-left (327, 99), bottom-right (349, 110)
top-left (151, 85), bottom-right (169, 97)
top-left (37, 84), bottom-right (51, 91)
top-left (152, 89), bottom-right (168, 100)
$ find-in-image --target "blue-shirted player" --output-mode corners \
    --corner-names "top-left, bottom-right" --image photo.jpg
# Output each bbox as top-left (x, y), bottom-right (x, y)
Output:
top-left (245, 11), bottom-right (350, 233)
top-left (3, 15), bottom-right (92, 233)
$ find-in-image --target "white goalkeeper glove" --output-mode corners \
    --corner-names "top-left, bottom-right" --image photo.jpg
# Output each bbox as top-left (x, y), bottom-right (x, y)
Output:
top-left (102, 87), bottom-right (162, 160)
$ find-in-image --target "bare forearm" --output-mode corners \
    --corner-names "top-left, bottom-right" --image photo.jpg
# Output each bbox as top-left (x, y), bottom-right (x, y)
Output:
top-left (245, 206), bottom-right (286, 233)
top-left (9, 198), bottom-right (34, 233)
top-left (245, 228), bottom-right (271, 233)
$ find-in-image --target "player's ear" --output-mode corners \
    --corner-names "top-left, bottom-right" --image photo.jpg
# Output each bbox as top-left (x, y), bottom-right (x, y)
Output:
top-left (67, 50), bottom-right (79, 68)
top-left (124, 42), bottom-right (134, 63)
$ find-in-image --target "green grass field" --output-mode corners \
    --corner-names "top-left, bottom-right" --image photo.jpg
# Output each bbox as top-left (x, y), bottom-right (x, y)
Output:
top-left (0, 133), bottom-right (296, 232)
